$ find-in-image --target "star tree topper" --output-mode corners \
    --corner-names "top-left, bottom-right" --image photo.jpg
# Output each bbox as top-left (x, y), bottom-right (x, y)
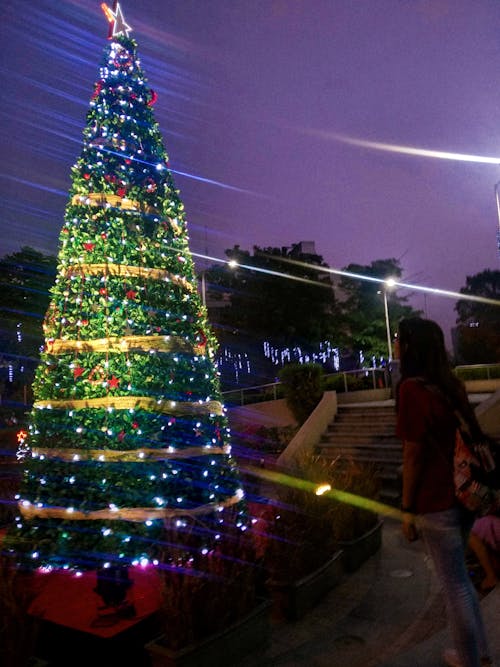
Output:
top-left (101, 1), bottom-right (132, 39)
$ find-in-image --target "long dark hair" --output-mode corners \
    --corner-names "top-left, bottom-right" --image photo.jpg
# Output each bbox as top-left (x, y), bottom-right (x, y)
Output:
top-left (398, 317), bottom-right (452, 388)
top-left (396, 317), bottom-right (479, 432)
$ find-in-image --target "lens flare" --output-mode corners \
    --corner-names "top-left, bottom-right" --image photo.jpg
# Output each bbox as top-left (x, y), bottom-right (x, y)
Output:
top-left (312, 131), bottom-right (500, 165)
top-left (191, 252), bottom-right (500, 308)
top-left (244, 465), bottom-right (403, 520)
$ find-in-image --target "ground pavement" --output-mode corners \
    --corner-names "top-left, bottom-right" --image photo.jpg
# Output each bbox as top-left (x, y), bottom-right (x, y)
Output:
top-left (240, 518), bottom-right (500, 667)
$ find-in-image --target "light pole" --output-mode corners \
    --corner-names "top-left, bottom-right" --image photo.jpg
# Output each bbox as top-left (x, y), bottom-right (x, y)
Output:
top-left (201, 270), bottom-right (207, 308)
top-left (383, 278), bottom-right (396, 361)
top-left (495, 181), bottom-right (500, 257)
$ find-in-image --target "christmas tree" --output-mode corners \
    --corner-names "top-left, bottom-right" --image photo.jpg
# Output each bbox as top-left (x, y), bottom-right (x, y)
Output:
top-left (7, 2), bottom-right (247, 575)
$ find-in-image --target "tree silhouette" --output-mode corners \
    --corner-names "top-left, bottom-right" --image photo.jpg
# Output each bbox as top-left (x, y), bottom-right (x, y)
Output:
top-left (455, 269), bottom-right (500, 363)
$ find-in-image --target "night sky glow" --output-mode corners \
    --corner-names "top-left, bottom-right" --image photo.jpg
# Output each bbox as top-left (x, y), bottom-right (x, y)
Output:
top-left (1, 0), bottom-right (500, 343)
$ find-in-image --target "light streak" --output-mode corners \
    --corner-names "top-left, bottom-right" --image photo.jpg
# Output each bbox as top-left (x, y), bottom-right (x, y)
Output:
top-left (244, 465), bottom-right (402, 520)
top-left (191, 251), bottom-right (321, 287)
top-left (0, 174), bottom-right (66, 197)
top-left (171, 169), bottom-right (269, 198)
top-left (91, 145), bottom-right (267, 197)
top-left (312, 131), bottom-right (500, 165)
top-left (191, 251), bottom-right (500, 307)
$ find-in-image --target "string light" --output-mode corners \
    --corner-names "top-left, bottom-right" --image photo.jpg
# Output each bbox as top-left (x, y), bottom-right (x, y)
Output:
top-left (10, 22), bottom-right (249, 573)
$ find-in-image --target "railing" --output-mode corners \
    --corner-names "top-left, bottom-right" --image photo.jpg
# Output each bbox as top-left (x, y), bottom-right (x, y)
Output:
top-left (222, 367), bottom-right (390, 406)
top-left (454, 364), bottom-right (500, 381)
top-left (222, 363), bottom-right (500, 407)
top-left (324, 367), bottom-right (390, 394)
top-left (222, 382), bottom-right (283, 407)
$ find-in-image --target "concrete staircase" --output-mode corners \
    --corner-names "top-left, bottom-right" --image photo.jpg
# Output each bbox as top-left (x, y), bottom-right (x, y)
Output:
top-left (316, 402), bottom-right (402, 505)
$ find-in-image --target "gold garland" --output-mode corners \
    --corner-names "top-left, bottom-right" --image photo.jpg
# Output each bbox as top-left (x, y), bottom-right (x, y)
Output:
top-left (34, 395), bottom-right (223, 416)
top-left (31, 445), bottom-right (229, 462)
top-left (71, 192), bottom-right (159, 215)
top-left (19, 493), bottom-right (242, 522)
top-left (61, 263), bottom-right (195, 292)
top-left (45, 334), bottom-right (205, 356)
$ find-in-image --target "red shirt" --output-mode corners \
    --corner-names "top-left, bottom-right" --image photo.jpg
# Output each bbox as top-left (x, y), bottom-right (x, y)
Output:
top-left (396, 378), bottom-right (457, 514)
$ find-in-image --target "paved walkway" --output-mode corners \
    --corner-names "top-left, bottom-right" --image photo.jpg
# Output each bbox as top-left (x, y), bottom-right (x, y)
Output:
top-left (241, 518), bottom-right (500, 667)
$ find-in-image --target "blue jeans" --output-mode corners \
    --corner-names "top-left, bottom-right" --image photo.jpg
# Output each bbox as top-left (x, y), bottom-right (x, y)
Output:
top-left (417, 507), bottom-right (490, 667)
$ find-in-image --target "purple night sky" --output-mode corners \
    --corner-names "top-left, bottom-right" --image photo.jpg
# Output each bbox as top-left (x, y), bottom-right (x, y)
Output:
top-left (1, 0), bottom-right (499, 344)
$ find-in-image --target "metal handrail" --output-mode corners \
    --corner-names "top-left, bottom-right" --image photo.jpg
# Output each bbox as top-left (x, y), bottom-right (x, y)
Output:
top-left (222, 367), bottom-right (389, 406)
top-left (222, 363), bottom-right (500, 406)
top-left (455, 363), bottom-right (500, 380)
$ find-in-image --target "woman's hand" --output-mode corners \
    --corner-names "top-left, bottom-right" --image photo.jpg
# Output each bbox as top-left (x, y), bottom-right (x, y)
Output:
top-left (402, 512), bottom-right (418, 542)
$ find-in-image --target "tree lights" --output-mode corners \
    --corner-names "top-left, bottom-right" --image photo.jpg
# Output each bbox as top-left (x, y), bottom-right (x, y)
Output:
top-left (6, 9), bottom-right (247, 573)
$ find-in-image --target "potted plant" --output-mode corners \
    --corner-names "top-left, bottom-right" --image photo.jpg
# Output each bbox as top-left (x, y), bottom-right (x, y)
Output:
top-left (261, 455), bottom-right (382, 620)
top-left (0, 552), bottom-right (42, 667)
top-left (326, 459), bottom-right (384, 572)
top-left (145, 509), bottom-right (270, 667)
top-left (260, 456), bottom-right (342, 620)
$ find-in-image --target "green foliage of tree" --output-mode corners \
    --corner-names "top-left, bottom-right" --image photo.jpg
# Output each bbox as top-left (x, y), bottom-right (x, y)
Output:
top-left (338, 258), bottom-right (421, 361)
top-left (454, 269), bottom-right (500, 363)
top-left (5, 34), bottom-right (246, 572)
top-left (205, 244), bottom-right (340, 348)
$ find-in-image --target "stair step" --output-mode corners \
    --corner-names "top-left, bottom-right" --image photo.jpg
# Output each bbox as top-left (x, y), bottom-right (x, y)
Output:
top-left (328, 421), bottom-right (396, 428)
top-left (324, 433), bottom-right (398, 442)
top-left (317, 453), bottom-right (402, 466)
top-left (320, 441), bottom-right (401, 450)
top-left (338, 406), bottom-right (395, 413)
top-left (377, 470), bottom-right (401, 481)
top-left (379, 488), bottom-right (401, 502)
top-left (315, 403), bottom-right (403, 504)
top-left (333, 418), bottom-right (396, 425)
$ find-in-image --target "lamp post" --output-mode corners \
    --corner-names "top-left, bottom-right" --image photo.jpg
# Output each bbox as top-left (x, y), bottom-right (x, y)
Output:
top-left (495, 181), bottom-right (500, 257)
top-left (201, 270), bottom-right (207, 308)
top-left (383, 278), bottom-right (396, 361)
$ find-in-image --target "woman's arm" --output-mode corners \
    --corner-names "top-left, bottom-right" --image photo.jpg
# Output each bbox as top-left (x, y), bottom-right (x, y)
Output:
top-left (401, 439), bottom-right (425, 541)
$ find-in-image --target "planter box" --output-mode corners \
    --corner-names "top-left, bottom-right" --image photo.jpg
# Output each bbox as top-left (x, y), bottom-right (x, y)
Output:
top-left (267, 549), bottom-right (343, 621)
top-left (464, 379), bottom-right (500, 393)
top-left (145, 599), bottom-right (270, 667)
top-left (338, 518), bottom-right (383, 573)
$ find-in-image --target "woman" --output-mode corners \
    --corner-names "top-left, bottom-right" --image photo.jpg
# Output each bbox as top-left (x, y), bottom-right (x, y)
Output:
top-left (396, 317), bottom-right (492, 667)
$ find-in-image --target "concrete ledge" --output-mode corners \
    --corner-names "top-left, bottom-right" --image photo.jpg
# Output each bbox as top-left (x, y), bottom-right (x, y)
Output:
top-left (228, 398), bottom-right (296, 431)
top-left (276, 391), bottom-right (337, 469)
top-left (464, 379), bottom-right (500, 393)
top-left (337, 388), bottom-right (392, 405)
top-left (475, 388), bottom-right (500, 439)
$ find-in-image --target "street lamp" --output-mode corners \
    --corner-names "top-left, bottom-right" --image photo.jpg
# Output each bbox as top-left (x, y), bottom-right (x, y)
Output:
top-left (383, 278), bottom-right (396, 361)
top-left (494, 181), bottom-right (500, 257)
top-left (201, 270), bottom-right (207, 308)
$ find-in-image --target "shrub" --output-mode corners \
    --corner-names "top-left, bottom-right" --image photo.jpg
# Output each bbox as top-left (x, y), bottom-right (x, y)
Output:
top-left (155, 510), bottom-right (259, 650)
top-left (278, 363), bottom-right (324, 425)
top-left (324, 374), bottom-right (346, 392)
top-left (324, 372), bottom-right (378, 393)
top-left (261, 456), bottom-right (380, 582)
